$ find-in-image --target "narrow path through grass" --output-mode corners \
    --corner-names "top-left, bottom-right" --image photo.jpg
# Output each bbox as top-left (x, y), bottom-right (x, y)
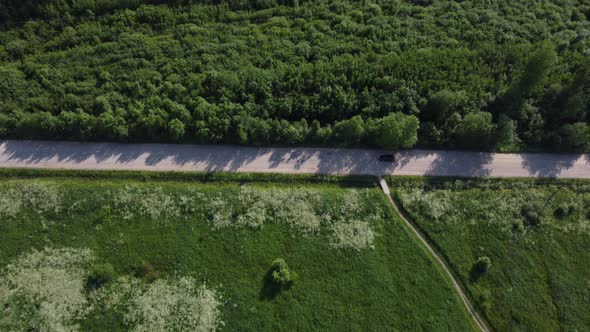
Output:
top-left (378, 176), bottom-right (490, 332)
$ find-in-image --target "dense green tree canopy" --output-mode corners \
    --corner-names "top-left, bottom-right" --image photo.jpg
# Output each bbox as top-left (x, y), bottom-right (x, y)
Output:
top-left (0, 0), bottom-right (588, 151)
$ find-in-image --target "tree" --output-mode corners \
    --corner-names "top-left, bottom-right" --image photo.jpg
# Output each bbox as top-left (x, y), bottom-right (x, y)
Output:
top-left (168, 118), bottom-right (185, 141)
top-left (418, 122), bottom-right (444, 147)
top-left (423, 90), bottom-right (455, 123)
top-left (517, 44), bottom-right (557, 97)
top-left (455, 112), bottom-right (496, 149)
top-left (94, 96), bottom-right (112, 115)
top-left (556, 123), bottom-right (590, 151)
top-left (96, 111), bottom-right (128, 141)
top-left (495, 114), bottom-right (520, 152)
top-left (371, 112), bottom-right (419, 149)
top-left (332, 116), bottom-right (365, 146)
top-left (502, 43), bottom-right (557, 120)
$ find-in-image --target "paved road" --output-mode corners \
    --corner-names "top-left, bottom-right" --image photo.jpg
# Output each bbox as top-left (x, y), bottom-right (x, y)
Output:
top-left (0, 140), bottom-right (589, 178)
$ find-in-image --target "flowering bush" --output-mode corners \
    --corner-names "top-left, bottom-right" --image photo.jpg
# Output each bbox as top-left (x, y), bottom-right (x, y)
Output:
top-left (330, 219), bottom-right (376, 251)
top-left (0, 247), bottom-right (94, 332)
top-left (0, 182), bottom-right (62, 218)
top-left (1, 247), bottom-right (224, 332)
top-left (0, 188), bottom-right (21, 218)
top-left (115, 186), bottom-right (182, 221)
top-left (124, 278), bottom-right (223, 332)
top-left (208, 187), bottom-right (380, 250)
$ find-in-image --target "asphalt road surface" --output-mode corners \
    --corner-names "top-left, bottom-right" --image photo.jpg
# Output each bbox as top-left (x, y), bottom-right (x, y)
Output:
top-left (1, 140), bottom-right (589, 178)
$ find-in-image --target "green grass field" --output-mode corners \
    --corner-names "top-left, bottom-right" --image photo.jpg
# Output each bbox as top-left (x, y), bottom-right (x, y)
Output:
top-left (390, 177), bottom-right (590, 331)
top-left (0, 175), bottom-right (473, 331)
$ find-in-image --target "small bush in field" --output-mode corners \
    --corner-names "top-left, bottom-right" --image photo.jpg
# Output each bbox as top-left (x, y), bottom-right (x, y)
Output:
top-left (521, 202), bottom-right (544, 226)
top-left (134, 261), bottom-right (160, 282)
top-left (0, 188), bottom-right (21, 218)
top-left (470, 256), bottom-right (492, 282)
top-left (554, 202), bottom-right (578, 219)
top-left (474, 256), bottom-right (491, 273)
top-left (86, 263), bottom-right (116, 290)
top-left (270, 258), bottom-right (296, 287)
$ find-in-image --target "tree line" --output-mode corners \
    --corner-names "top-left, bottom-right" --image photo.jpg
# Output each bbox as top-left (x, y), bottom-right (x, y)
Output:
top-left (0, 0), bottom-right (588, 151)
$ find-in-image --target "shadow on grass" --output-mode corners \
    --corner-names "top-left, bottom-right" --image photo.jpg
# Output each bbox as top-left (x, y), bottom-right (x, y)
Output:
top-left (258, 268), bottom-right (291, 301)
top-left (469, 267), bottom-right (484, 283)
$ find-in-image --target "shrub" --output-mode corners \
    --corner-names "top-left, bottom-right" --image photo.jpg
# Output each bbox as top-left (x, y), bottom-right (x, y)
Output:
top-left (330, 219), bottom-right (376, 251)
top-left (124, 278), bottom-right (223, 332)
top-left (474, 256), bottom-right (492, 274)
top-left (511, 220), bottom-right (525, 234)
top-left (0, 247), bottom-right (93, 332)
top-left (86, 263), bottom-right (116, 291)
top-left (554, 202), bottom-right (578, 219)
top-left (470, 256), bottom-right (491, 282)
top-left (270, 258), bottom-right (296, 287)
top-left (135, 261), bottom-right (160, 282)
top-left (520, 202), bottom-right (544, 226)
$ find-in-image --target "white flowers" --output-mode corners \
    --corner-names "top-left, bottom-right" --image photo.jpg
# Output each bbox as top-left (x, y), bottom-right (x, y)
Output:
top-left (0, 247), bottom-right (224, 332)
top-left (0, 182), bottom-right (62, 218)
top-left (209, 186), bottom-right (322, 233)
top-left (125, 278), bottom-right (222, 332)
top-left (398, 189), bottom-right (451, 221)
top-left (208, 187), bottom-right (380, 250)
top-left (0, 247), bottom-right (93, 332)
top-left (115, 186), bottom-right (183, 221)
top-left (330, 219), bottom-right (376, 251)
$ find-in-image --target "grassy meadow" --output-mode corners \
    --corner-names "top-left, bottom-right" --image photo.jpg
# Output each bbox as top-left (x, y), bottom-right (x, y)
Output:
top-left (0, 174), bottom-right (474, 331)
top-left (391, 177), bottom-right (590, 331)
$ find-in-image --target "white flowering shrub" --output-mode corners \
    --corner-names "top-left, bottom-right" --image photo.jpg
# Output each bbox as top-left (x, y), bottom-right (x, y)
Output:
top-left (114, 186), bottom-right (182, 221)
top-left (0, 188), bottom-right (21, 218)
top-left (398, 186), bottom-right (590, 235)
top-left (398, 189), bottom-right (451, 221)
top-left (113, 186), bottom-right (208, 223)
top-left (0, 182), bottom-right (62, 218)
top-left (0, 247), bottom-right (94, 332)
top-left (209, 186), bottom-right (323, 233)
top-left (92, 276), bottom-right (223, 332)
top-left (124, 278), bottom-right (223, 332)
top-left (340, 189), bottom-right (364, 216)
top-left (330, 219), bottom-right (376, 251)
top-left (208, 187), bottom-right (380, 250)
top-left (1, 248), bottom-right (225, 332)
top-left (18, 182), bottom-right (63, 214)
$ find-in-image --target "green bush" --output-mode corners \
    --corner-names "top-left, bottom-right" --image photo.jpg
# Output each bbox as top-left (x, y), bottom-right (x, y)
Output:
top-left (470, 256), bottom-right (491, 282)
top-left (86, 263), bottom-right (116, 290)
top-left (474, 256), bottom-right (491, 274)
top-left (520, 202), bottom-right (545, 226)
top-left (134, 261), bottom-right (160, 282)
top-left (270, 258), bottom-right (296, 287)
top-left (554, 202), bottom-right (578, 219)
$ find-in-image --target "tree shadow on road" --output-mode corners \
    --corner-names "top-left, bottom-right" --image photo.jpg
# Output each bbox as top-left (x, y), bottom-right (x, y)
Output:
top-left (520, 153), bottom-right (580, 178)
top-left (425, 151), bottom-right (493, 177)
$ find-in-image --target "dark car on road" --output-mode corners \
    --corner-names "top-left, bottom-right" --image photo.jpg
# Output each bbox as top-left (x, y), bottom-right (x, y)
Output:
top-left (378, 154), bottom-right (396, 162)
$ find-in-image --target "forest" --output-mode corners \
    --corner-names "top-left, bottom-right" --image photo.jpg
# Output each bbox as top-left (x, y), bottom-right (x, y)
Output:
top-left (0, 0), bottom-right (589, 151)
